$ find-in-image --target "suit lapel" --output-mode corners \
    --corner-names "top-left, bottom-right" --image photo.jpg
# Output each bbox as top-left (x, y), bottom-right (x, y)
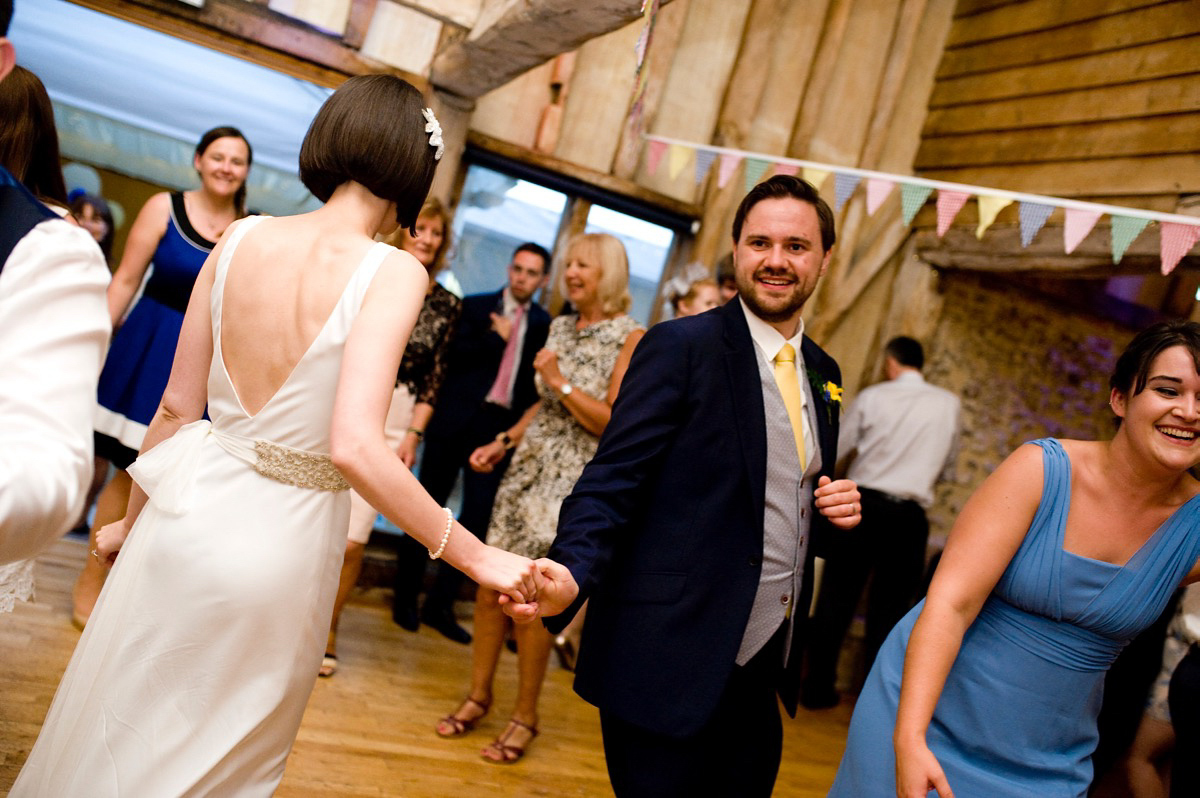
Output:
top-left (722, 302), bottom-right (767, 517)
top-left (801, 336), bottom-right (838, 475)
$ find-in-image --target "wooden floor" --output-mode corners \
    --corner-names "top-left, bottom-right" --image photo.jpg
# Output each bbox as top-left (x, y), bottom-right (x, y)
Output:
top-left (0, 538), bottom-right (852, 796)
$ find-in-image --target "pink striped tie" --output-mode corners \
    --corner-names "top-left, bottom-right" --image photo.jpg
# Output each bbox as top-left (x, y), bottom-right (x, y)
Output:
top-left (486, 304), bottom-right (524, 407)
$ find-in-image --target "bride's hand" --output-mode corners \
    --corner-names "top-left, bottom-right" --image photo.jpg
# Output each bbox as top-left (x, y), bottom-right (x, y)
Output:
top-left (468, 545), bottom-right (541, 604)
top-left (95, 519), bottom-right (131, 566)
top-left (895, 739), bottom-right (953, 798)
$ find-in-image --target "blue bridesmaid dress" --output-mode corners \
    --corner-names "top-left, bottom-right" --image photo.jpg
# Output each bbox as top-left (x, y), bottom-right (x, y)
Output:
top-left (830, 438), bottom-right (1200, 797)
top-left (94, 192), bottom-right (215, 467)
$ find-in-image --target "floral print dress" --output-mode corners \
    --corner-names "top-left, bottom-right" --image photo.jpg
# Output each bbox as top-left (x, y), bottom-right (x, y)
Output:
top-left (486, 313), bottom-right (641, 558)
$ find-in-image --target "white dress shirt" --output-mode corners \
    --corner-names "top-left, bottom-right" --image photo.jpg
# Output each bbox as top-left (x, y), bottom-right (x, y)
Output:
top-left (0, 216), bottom-right (111, 565)
top-left (740, 299), bottom-right (816, 467)
top-left (837, 370), bottom-right (960, 508)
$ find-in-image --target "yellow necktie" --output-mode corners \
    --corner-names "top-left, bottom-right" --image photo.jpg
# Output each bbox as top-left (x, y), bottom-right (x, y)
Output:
top-left (773, 343), bottom-right (807, 470)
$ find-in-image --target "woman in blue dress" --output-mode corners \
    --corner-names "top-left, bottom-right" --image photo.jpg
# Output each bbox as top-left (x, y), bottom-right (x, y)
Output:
top-left (72, 126), bottom-right (252, 627)
top-left (830, 320), bottom-right (1200, 798)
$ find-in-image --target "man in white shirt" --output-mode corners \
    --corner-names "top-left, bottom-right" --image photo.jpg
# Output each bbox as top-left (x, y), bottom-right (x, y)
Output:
top-left (0, 0), bottom-right (112, 565)
top-left (801, 335), bottom-right (960, 709)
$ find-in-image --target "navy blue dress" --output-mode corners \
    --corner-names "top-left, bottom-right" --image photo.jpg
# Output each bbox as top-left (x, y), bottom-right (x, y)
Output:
top-left (94, 193), bottom-right (215, 467)
top-left (830, 438), bottom-right (1200, 797)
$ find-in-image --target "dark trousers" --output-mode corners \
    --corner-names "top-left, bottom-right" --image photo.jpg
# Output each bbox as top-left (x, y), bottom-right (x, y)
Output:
top-left (393, 404), bottom-right (512, 613)
top-left (804, 487), bottom-right (928, 693)
top-left (600, 625), bottom-right (786, 798)
top-left (1170, 644), bottom-right (1200, 798)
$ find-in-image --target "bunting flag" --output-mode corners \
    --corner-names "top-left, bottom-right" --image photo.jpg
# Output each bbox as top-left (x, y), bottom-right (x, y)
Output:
top-left (866, 178), bottom-right (894, 214)
top-left (835, 173), bottom-right (861, 211)
top-left (900, 183), bottom-right (933, 226)
top-left (743, 157), bottom-right (771, 192)
top-left (639, 135), bottom-right (1200, 270)
top-left (1063, 209), bottom-right (1102, 254)
top-left (976, 195), bottom-right (1013, 239)
top-left (694, 148), bottom-right (717, 185)
top-left (1018, 202), bottom-right (1054, 247)
top-left (936, 190), bottom-right (971, 238)
top-left (717, 153), bottom-right (742, 188)
top-left (802, 167), bottom-right (830, 189)
top-left (1110, 215), bottom-right (1151, 264)
top-left (646, 139), bottom-right (668, 176)
top-left (1160, 222), bottom-right (1200, 275)
top-left (667, 143), bottom-right (690, 179)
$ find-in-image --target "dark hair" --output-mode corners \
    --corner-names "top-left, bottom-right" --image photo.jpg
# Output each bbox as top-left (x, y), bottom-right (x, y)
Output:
top-left (1111, 320), bottom-right (1200, 398)
top-left (715, 252), bottom-right (735, 284)
top-left (513, 241), bottom-right (551, 273)
top-left (299, 75), bottom-right (438, 235)
top-left (731, 174), bottom-right (836, 252)
top-left (70, 192), bottom-right (115, 262)
top-left (194, 125), bottom-right (252, 218)
top-left (0, 65), bottom-right (68, 206)
top-left (1, 0), bottom-right (12, 37)
top-left (885, 336), bottom-right (924, 370)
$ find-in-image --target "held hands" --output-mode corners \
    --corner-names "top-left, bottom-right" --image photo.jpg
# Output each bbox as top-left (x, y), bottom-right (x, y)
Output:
top-left (470, 545), bottom-right (543, 605)
top-left (95, 519), bottom-right (131, 566)
top-left (469, 441), bottom-right (506, 473)
top-left (490, 312), bottom-right (513, 342)
top-left (895, 740), bottom-right (954, 798)
top-left (814, 476), bottom-right (862, 529)
top-left (499, 558), bottom-right (579, 623)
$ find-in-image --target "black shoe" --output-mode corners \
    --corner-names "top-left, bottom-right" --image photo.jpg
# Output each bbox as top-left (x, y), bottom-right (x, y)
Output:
top-left (421, 608), bottom-right (472, 645)
top-left (392, 601), bottom-right (419, 632)
top-left (800, 684), bottom-right (840, 710)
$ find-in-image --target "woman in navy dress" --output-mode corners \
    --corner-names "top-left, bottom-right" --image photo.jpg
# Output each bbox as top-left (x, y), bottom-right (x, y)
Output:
top-left (72, 127), bottom-right (252, 627)
top-left (831, 320), bottom-right (1200, 798)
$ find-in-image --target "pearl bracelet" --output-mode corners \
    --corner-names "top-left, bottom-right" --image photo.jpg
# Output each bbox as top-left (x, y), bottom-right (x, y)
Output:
top-left (428, 507), bottom-right (453, 559)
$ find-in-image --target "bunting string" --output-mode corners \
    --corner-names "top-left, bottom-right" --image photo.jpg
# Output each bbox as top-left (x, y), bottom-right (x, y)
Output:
top-left (643, 134), bottom-right (1200, 274)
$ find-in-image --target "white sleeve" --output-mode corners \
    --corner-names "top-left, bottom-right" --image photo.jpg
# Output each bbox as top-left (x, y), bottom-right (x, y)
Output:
top-left (0, 219), bottom-right (111, 564)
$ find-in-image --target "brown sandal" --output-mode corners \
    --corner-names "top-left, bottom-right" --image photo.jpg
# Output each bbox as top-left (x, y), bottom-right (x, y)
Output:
top-left (436, 696), bottom-right (490, 738)
top-left (481, 718), bottom-right (539, 764)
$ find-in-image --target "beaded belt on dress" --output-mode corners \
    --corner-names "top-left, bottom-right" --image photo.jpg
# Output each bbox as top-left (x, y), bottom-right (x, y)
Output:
top-left (251, 439), bottom-right (349, 492)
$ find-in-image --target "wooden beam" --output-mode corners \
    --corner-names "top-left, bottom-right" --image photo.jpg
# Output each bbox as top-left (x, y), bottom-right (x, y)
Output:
top-left (431, 0), bottom-right (678, 98)
top-left (467, 131), bottom-right (701, 221)
top-left (343, 0), bottom-right (379, 49)
top-left (68, 0), bottom-right (428, 90)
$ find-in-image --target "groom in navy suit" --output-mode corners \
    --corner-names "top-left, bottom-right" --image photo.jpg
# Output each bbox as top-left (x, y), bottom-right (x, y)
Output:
top-left (394, 242), bottom-right (551, 641)
top-left (514, 176), bottom-right (862, 796)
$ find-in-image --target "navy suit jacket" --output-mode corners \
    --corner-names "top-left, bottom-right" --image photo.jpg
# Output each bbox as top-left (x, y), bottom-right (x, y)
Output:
top-left (425, 289), bottom-right (551, 438)
top-left (546, 298), bottom-right (842, 737)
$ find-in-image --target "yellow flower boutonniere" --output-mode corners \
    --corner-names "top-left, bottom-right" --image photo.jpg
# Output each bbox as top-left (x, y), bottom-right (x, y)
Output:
top-left (806, 369), bottom-right (843, 424)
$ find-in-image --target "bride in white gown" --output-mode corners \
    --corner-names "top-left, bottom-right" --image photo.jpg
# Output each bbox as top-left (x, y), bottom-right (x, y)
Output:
top-left (11, 75), bottom-right (541, 797)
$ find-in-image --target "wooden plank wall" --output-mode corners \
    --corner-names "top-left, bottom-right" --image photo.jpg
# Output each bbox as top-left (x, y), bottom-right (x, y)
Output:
top-left (918, 0), bottom-right (1200, 208)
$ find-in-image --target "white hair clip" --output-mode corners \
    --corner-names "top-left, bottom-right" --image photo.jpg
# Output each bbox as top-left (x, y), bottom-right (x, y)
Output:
top-left (422, 108), bottom-right (444, 161)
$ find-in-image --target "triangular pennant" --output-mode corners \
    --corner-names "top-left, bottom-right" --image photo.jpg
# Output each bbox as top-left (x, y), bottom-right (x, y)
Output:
top-left (1159, 222), bottom-right (1200, 275)
top-left (773, 162), bottom-right (799, 177)
top-left (834, 174), bottom-right (861, 211)
top-left (802, 167), bottom-right (830, 189)
top-left (975, 195), bottom-right (1013, 239)
top-left (743, 157), bottom-right (771, 192)
top-left (667, 144), bottom-right (690, 180)
top-left (646, 140), bottom-right (668, 176)
top-left (694, 149), bottom-right (717, 185)
top-left (865, 178), bottom-right (894, 215)
top-left (1018, 202), bottom-right (1054, 247)
top-left (1063, 208), bottom-right (1102, 254)
top-left (900, 183), bottom-right (933, 226)
top-left (1110, 215), bottom-right (1151, 264)
top-left (717, 153), bottom-right (742, 188)
top-left (936, 190), bottom-right (971, 237)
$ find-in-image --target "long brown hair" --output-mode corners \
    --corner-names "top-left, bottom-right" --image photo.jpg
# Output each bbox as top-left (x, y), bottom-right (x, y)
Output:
top-left (0, 65), bottom-right (68, 206)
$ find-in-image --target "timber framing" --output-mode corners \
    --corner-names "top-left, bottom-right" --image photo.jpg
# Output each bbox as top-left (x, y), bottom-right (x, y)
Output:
top-left (466, 131), bottom-right (701, 222)
top-left (68, 0), bottom-right (427, 90)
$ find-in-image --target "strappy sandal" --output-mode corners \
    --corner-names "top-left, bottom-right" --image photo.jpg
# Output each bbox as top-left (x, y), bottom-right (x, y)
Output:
top-left (318, 653), bottom-right (338, 678)
top-left (481, 718), bottom-right (539, 764)
top-left (436, 696), bottom-right (491, 738)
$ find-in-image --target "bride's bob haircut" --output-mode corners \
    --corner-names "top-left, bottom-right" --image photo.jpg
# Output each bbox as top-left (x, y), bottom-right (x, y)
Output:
top-left (299, 75), bottom-right (438, 234)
